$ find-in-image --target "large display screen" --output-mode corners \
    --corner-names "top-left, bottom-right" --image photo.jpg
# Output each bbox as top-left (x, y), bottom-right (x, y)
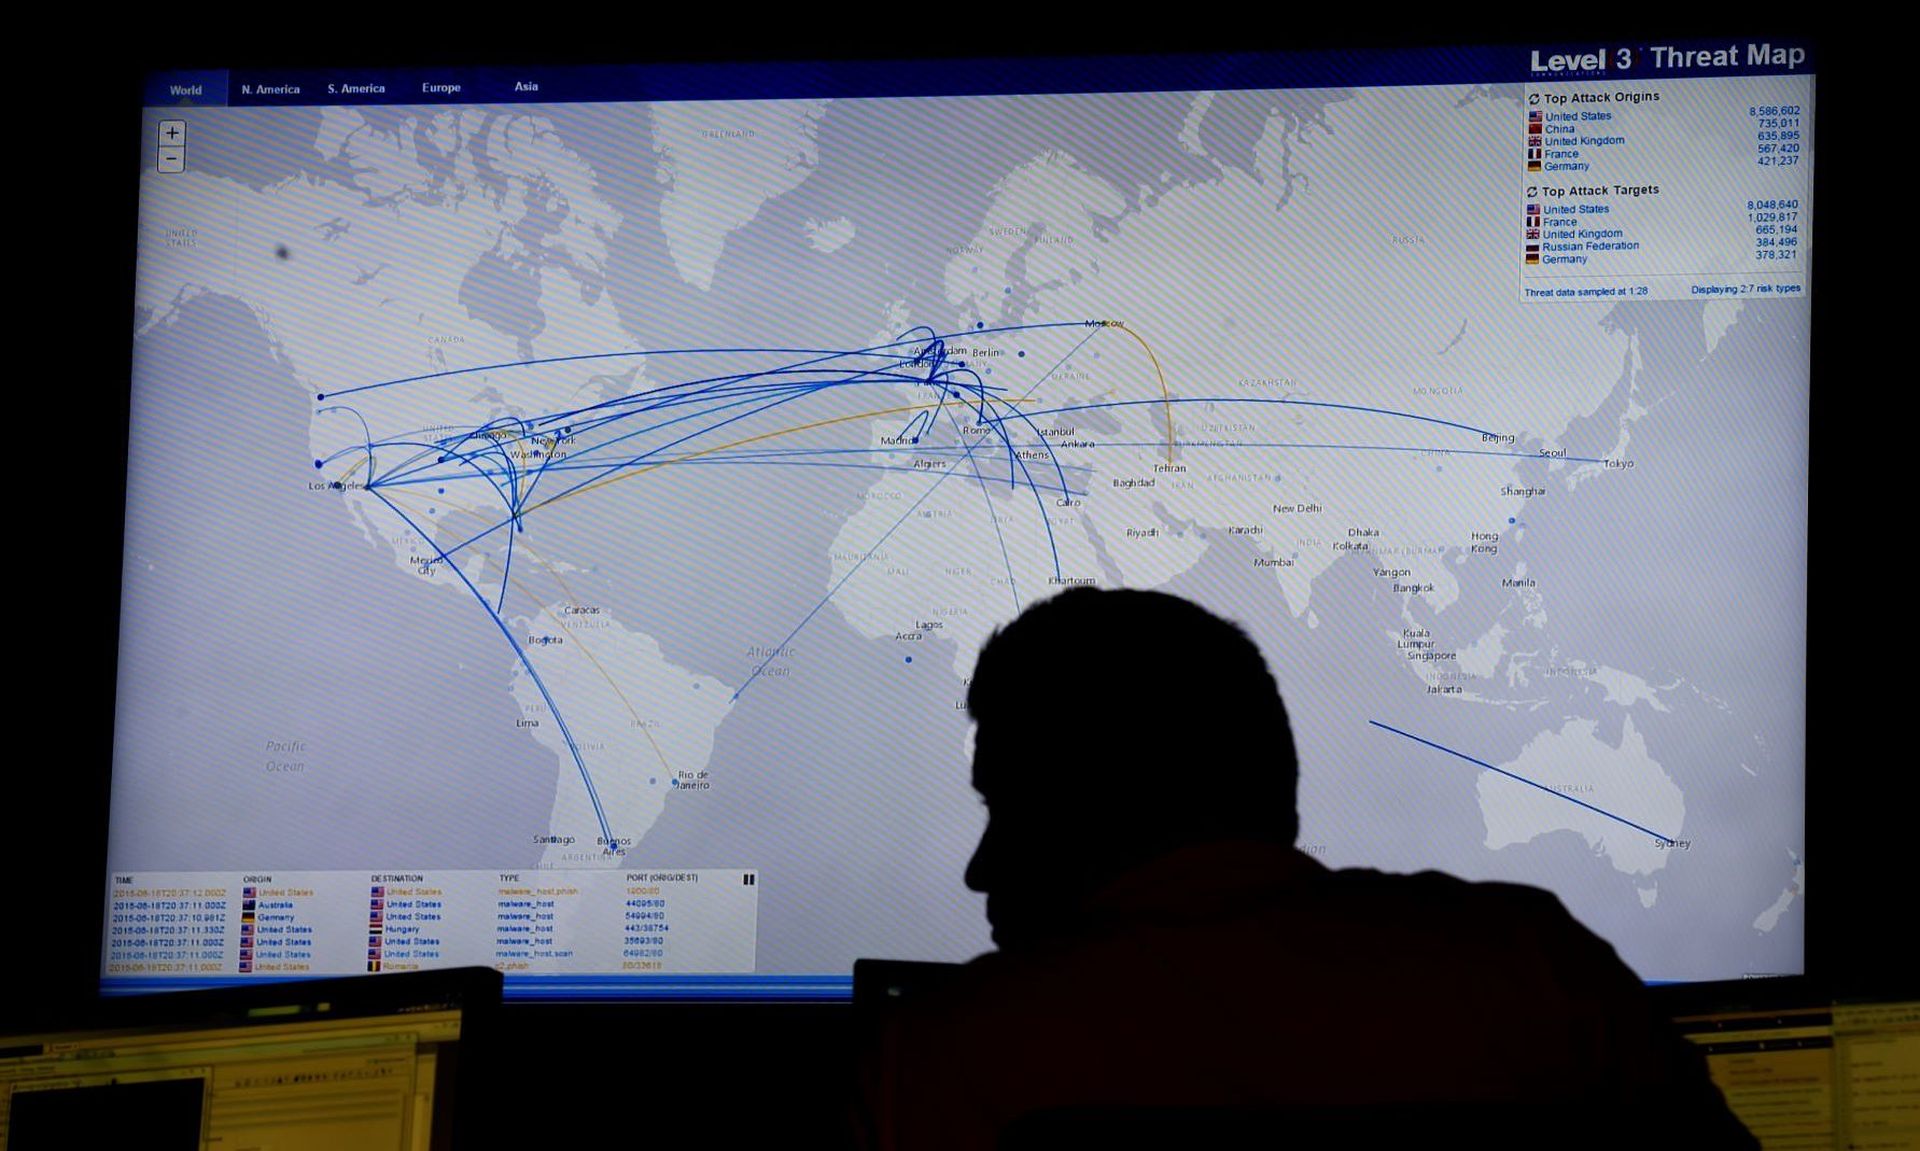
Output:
top-left (108, 39), bottom-right (1812, 997)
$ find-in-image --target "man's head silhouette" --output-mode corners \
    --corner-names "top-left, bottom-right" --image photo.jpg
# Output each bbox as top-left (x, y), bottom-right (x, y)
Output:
top-left (963, 587), bottom-right (1299, 948)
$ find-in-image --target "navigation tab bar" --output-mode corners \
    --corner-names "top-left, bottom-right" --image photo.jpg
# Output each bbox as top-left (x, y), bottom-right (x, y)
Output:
top-left (137, 40), bottom-right (1812, 110)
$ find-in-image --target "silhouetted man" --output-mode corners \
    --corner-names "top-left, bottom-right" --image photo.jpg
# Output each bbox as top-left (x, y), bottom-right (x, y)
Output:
top-left (857, 588), bottom-right (1754, 1150)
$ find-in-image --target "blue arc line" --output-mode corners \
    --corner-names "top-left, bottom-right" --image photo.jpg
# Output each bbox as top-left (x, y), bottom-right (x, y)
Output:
top-left (366, 488), bottom-right (616, 846)
top-left (317, 321), bottom-right (1089, 401)
top-left (729, 441), bottom-right (975, 703)
top-left (934, 397), bottom-right (1027, 614)
top-left (1022, 396), bottom-right (1502, 439)
top-left (731, 328), bottom-right (1102, 704)
top-left (366, 453), bottom-right (1088, 495)
top-left (1366, 720), bottom-right (1676, 844)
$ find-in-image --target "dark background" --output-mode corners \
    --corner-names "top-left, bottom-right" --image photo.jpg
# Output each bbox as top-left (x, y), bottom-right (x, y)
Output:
top-left (5, 18), bottom-right (1887, 1148)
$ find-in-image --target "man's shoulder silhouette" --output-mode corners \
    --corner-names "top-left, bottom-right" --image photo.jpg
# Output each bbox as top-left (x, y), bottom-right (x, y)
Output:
top-left (870, 843), bottom-right (1746, 1149)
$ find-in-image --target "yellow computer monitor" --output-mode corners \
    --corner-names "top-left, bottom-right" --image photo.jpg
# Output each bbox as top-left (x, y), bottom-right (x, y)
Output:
top-left (0, 968), bottom-right (498, 1151)
top-left (1672, 995), bottom-right (1919, 1150)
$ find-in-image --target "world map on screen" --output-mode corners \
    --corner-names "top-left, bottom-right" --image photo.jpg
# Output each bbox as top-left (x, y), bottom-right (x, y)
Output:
top-left (118, 77), bottom-right (1807, 982)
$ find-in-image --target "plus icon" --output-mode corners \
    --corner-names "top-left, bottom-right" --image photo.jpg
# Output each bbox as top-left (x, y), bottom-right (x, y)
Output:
top-left (158, 120), bottom-right (186, 145)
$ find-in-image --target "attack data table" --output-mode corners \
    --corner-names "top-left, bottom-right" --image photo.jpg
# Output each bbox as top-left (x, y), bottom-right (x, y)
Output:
top-left (105, 870), bottom-right (760, 995)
